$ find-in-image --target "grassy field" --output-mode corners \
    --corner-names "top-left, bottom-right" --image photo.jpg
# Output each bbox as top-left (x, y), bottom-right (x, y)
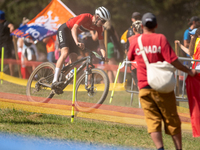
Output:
top-left (0, 81), bottom-right (199, 149)
top-left (0, 108), bottom-right (200, 150)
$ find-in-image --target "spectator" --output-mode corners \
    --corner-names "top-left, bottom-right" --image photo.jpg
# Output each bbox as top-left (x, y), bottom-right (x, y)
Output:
top-left (22, 36), bottom-right (38, 78)
top-left (175, 27), bottom-right (200, 69)
top-left (126, 20), bottom-right (143, 53)
top-left (127, 12), bottom-right (142, 39)
top-left (128, 12), bottom-right (197, 150)
top-left (17, 17), bottom-right (30, 60)
top-left (104, 20), bottom-right (122, 83)
top-left (121, 12), bottom-right (141, 53)
top-left (17, 17), bottom-right (30, 79)
top-left (43, 35), bottom-right (57, 63)
top-left (174, 40), bottom-right (190, 56)
top-left (0, 10), bottom-right (15, 76)
top-left (183, 16), bottom-right (200, 54)
top-left (127, 20), bottom-right (143, 89)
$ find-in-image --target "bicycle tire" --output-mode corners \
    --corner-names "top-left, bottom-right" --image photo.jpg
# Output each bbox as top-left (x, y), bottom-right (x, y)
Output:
top-left (26, 62), bottom-right (55, 103)
top-left (75, 68), bottom-right (109, 112)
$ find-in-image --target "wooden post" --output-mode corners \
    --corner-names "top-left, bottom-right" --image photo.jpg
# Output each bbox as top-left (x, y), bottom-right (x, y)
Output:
top-left (175, 42), bottom-right (179, 106)
top-left (12, 36), bottom-right (22, 78)
top-left (104, 29), bottom-right (108, 59)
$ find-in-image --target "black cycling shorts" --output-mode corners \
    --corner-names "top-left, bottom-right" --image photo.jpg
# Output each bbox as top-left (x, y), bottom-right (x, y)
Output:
top-left (57, 23), bottom-right (79, 54)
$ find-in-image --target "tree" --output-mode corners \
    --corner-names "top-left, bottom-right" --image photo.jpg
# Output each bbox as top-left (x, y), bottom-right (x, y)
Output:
top-left (1, 0), bottom-right (200, 47)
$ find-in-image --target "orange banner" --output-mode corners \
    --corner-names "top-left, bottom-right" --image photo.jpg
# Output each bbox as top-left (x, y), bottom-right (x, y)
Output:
top-left (12, 0), bottom-right (76, 40)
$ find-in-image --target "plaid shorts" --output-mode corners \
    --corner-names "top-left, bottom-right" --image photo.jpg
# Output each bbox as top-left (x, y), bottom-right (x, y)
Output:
top-left (139, 88), bottom-right (181, 135)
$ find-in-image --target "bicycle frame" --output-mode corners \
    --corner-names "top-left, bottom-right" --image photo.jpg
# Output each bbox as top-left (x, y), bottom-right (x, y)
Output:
top-left (60, 51), bottom-right (103, 91)
top-left (39, 51), bottom-right (103, 90)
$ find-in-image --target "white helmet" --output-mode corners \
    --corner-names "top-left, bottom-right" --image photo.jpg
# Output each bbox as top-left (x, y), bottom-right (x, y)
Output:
top-left (95, 6), bottom-right (111, 21)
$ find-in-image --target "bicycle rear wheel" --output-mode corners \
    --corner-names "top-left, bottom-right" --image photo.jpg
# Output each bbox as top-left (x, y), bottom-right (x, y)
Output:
top-left (75, 68), bottom-right (109, 112)
top-left (26, 62), bottom-right (55, 103)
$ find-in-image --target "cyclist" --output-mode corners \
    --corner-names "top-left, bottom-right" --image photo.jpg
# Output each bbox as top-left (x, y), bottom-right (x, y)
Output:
top-left (51, 6), bottom-right (110, 90)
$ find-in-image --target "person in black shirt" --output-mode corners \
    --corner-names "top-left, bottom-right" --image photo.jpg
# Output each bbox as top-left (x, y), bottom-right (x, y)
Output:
top-left (104, 21), bottom-right (122, 83)
top-left (0, 10), bottom-right (15, 76)
top-left (124, 12), bottom-right (141, 54)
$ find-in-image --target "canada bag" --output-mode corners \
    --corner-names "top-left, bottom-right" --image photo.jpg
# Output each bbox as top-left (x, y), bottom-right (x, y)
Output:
top-left (137, 35), bottom-right (176, 93)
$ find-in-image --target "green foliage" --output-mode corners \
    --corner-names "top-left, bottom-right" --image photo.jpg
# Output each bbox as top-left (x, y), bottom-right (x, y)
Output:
top-left (1, 0), bottom-right (200, 45)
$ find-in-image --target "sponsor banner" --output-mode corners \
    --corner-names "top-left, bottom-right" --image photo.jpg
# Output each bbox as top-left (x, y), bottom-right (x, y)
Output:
top-left (11, 0), bottom-right (76, 41)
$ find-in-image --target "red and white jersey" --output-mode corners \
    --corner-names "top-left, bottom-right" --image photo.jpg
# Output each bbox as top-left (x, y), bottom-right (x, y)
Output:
top-left (128, 33), bottom-right (178, 89)
top-left (66, 13), bottom-right (103, 40)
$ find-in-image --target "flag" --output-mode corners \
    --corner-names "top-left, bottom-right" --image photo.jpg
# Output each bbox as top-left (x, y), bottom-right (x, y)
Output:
top-left (11, 0), bottom-right (76, 41)
top-left (185, 73), bottom-right (200, 137)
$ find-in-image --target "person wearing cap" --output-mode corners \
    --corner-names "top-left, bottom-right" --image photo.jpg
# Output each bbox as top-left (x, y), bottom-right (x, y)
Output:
top-left (175, 27), bottom-right (200, 69)
top-left (175, 28), bottom-right (197, 57)
top-left (0, 10), bottom-right (15, 76)
top-left (126, 12), bottom-right (142, 39)
top-left (121, 12), bottom-right (141, 54)
top-left (51, 6), bottom-right (110, 93)
top-left (183, 16), bottom-right (200, 49)
top-left (128, 12), bottom-right (197, 150)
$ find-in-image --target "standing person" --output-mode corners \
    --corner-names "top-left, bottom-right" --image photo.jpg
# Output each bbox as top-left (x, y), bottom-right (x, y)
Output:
top-left (104, 20), bottom-right (122, 83)
top-left (51, 6), bottom-right (110, 90)
top-left (183, 16), bottom-right (200, 49)
top-left (128, 12), bottom-right (197, 150)
top-left (127, 20), bottom-right (143, 88)
top-left (22, 36), bottom-right (38, 78)
top-left (126, 12), bottom-right (142, 40)
top-left (181, 16), bottom-right (200, 67)
top-left (17, 17), bottom-right (30, 79)
top-left (43, 35), bottom-right (57, 63)
top-left (175, 27), bottom-right (200, 69)
top-left (121, 12), bottom-right (141, 53)
top-left (126, 20), bottom-right (143, 53)
top-left (0, 10), bottom-right (15, 76)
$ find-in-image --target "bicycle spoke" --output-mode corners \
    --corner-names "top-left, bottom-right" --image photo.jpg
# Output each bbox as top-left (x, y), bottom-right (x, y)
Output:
top-left (75, 68), bottom-right (109, 112)
top-left (26, 62), bottom-right (55, 103)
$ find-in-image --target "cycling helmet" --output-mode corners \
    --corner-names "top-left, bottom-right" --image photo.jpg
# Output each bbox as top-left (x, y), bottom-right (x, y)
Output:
top-left (95, 6), bottom-right (111, 21)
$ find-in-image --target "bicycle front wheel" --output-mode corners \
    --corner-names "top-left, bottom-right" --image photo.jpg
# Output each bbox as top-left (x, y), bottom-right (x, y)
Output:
top-left (75, 68), bottom-right (109, 112)
top-left (26, 62), bottom-right (55, 103)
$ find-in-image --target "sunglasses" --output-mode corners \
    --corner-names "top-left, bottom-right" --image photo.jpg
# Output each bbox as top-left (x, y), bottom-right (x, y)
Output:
top-left (100, 19), bottom-right (106, 24)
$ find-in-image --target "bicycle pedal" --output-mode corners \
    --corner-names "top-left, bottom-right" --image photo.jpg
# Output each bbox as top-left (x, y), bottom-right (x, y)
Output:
top-left (51, 81), bottom-right (64, 94)
top-left (51, 81), bottom-right (64, 88)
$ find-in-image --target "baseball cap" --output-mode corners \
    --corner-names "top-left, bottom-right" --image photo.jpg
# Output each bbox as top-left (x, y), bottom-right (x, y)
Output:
top-left (142, 12), bottom-right (157, 29)
top-left (132, 12), bottom-right (141, 19)
top-left (189, 16), bottom-right (200, 24)
top-left (0, 10), bottom-right (5, 20)
top-left (189, 28), bottom-right (197, 35)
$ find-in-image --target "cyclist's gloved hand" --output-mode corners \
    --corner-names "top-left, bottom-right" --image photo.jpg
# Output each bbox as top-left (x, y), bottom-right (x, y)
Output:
top-left (77, 43), bottom-right (85, 50)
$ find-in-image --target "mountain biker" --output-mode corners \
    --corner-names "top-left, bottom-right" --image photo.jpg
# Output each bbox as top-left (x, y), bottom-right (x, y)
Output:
top-left (51, 6), bottom-right (110, 90)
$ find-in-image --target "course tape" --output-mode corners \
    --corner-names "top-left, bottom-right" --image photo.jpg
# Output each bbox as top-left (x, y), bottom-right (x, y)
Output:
top-left (0, 72), bottom-right (126, 91)
top-left (0, 96), bottom-right (192, 132)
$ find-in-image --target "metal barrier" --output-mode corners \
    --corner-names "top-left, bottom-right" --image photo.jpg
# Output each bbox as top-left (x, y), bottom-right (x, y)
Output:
top-left (122, 57), bottom-right (200, 105)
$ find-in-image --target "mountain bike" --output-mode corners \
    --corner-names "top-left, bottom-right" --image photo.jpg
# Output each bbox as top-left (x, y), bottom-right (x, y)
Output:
top-left (26, 50), bottom-right (110, 112)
